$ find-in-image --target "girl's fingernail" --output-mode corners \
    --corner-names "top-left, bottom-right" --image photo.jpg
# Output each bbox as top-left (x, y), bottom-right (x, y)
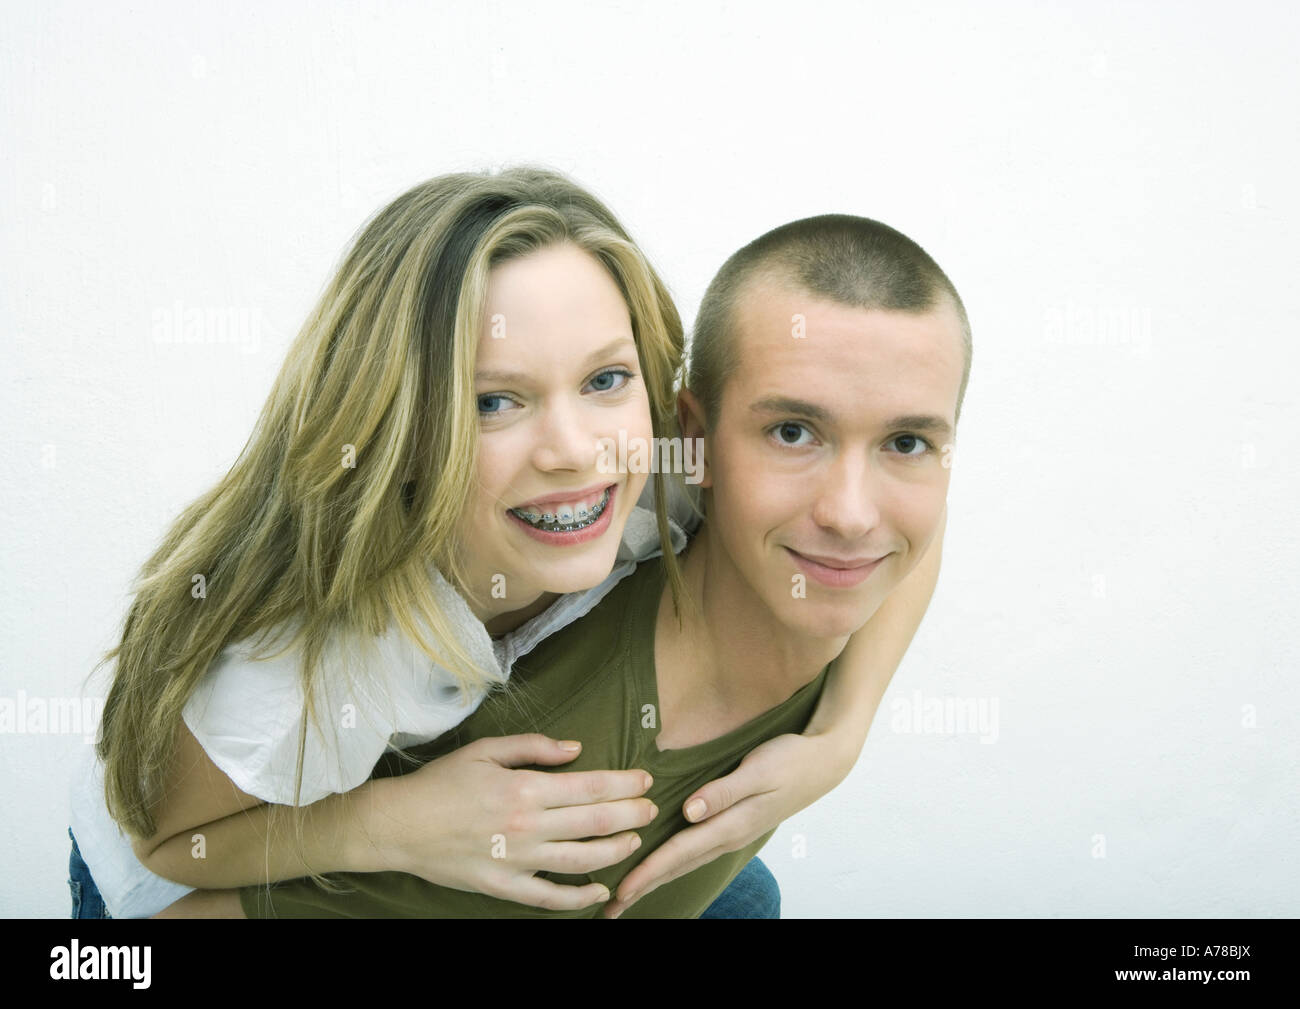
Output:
top-left (558, 740), bottom-right (581, 751)
top-left (630, 835), bottom-right (642, 852)
top-left (685, 798), bottom-right (706, 821)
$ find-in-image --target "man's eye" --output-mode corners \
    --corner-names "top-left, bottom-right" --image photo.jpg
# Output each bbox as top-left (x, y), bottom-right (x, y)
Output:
top-left (584, 368), bottom-right (633, 394)
top-left (771, 422), bottom-right (814, 447)
top-left (477, 394), bottom-right (518, 415)
top-left (890, 434), bottom-right (933, 456)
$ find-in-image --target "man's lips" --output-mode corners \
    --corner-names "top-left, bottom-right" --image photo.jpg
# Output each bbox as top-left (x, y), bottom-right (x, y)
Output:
top-left (785, 547), bottom-right (889, 588)
top-left (787, 549), bottom-right (888, 570)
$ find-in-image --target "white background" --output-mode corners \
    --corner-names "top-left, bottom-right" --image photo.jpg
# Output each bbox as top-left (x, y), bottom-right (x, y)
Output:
top-left (3, 0), bottom-right (1297, 917)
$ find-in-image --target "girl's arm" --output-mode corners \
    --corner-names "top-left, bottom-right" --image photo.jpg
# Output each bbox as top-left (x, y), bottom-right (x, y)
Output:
top-left (603, 503), bottom-right (947, 917)
top-left (134, 724), bottom-right (655, 912)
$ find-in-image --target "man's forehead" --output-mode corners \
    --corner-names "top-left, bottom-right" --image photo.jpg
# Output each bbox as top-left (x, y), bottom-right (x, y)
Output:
top-left (733, 278), bottom-right (960, 344)
top-left (727, 282), bottom-right (964, 424)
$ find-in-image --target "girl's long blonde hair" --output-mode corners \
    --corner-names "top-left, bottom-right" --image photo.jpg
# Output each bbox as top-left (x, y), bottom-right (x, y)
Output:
top-left (95, 166), bottom-right (688, 844)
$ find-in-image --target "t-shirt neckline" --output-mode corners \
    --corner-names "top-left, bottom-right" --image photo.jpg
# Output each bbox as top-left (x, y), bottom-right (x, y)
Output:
top-left (623, 557), bottom-right (831, 774)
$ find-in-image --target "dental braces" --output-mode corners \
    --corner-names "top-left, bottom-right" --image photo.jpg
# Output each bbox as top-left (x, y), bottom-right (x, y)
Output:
top-left (511, 490), bottom-right (610, 532)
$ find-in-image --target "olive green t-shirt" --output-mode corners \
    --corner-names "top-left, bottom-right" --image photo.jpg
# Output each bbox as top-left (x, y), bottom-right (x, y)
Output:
top-left (240, 555), bottom-right (831, 918)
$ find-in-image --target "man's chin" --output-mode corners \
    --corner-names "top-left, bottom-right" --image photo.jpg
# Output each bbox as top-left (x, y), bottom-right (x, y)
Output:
top-left (773, 592), bottom-right (883, 640)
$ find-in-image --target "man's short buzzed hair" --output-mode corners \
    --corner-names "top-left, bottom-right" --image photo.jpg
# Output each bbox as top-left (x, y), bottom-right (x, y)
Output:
top-left (686, 214), bottom-right (972, 429)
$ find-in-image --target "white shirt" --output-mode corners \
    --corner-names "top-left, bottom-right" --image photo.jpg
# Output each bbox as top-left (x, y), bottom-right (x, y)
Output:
top-left (70, 488), bottom-right (700, 918)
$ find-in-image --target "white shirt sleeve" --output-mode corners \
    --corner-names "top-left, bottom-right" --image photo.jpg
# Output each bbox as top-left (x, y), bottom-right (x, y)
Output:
top-left (182, 572), bottom-right (500, 807)
top-left (69, 743), bottom-right (193, 919)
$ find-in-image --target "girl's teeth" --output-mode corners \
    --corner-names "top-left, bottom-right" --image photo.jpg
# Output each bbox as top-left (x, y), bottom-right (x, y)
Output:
top-left (513, 488), bottom-right (610, 530)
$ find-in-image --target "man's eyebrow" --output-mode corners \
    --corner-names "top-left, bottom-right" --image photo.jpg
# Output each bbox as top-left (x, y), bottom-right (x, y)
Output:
top-left (749, 396), bottom-right (952, 437)
top-left (475, 336), bottom-right (636, 385)
top-left (750, 396), bottom-right (835, 424)
top-left (880, 414), bottom-right (953, 438)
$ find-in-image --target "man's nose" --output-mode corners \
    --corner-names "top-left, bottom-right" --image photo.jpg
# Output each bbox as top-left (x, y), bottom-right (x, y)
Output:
top-left (810, 451), bottom-right (881, 541)
top-left (531, 395), bottom-right (599, 473)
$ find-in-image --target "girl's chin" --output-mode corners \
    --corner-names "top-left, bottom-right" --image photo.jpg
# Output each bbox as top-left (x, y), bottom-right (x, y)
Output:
top-left (528, 546), bottom-right (624, 595)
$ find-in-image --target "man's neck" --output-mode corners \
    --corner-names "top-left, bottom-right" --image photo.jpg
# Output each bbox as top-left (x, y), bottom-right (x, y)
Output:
top-left (654, 524), bottom-right (848, 749)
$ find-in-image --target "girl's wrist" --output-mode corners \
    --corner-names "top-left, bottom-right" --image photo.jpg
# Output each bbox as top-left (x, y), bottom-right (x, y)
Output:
top-left (341, 777), bottom-right (405, 875)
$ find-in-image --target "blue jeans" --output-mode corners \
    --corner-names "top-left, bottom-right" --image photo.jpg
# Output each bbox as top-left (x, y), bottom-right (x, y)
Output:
top-left (700, 857), bottom-right (780, 918)
top-left (68, 828), bottom-right (112, 919)
top-left (67, 828), bottom-right (777, 919)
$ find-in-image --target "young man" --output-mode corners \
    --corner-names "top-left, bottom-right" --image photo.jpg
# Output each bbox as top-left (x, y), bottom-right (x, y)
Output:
top-left (164, 212), bottom-right (969, 917)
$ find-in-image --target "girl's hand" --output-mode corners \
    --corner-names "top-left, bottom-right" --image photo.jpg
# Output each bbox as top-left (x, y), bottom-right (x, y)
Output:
top-left (366, 734), bottom-right (657, 911)
top-left (600, 730), bottom-right (851, 918)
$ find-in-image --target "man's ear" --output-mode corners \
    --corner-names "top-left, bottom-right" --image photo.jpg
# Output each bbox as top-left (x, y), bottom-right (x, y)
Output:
top-left (676, 387), bottom-right (711, 490)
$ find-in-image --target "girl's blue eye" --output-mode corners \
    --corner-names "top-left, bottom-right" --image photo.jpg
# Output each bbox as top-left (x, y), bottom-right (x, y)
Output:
top-left (585, 368), bottom-right (633, 393)
top-left (478, 369), bottom-right (633, 416)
